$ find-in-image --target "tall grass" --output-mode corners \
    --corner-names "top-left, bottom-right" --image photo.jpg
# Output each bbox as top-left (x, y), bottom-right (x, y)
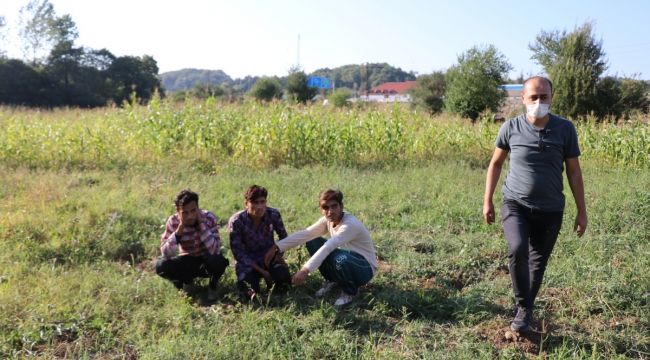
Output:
top-left (1, 99), bottom-right (648, 170)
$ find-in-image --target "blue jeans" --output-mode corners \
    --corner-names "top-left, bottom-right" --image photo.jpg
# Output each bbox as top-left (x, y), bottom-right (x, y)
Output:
top-left (306, 237), bottom-right (374, 295)
top-left (502, 199), bottom-right (563, 309)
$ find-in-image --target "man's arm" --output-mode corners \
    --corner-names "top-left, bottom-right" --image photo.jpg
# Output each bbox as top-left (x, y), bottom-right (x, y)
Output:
top-left (292, 222), bottom-right (359, 286)
top-left (160, 216), bottom-right (180, 258)
top-left (264, 217), bottom-right (328, 267)
top-left (565, 157), bottom-right (587, 237)
top-left (483, 147), bottom-right (508, 224)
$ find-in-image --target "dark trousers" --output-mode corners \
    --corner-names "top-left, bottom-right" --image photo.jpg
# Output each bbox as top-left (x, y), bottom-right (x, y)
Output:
top-left (156, 253), bottom-right (229, 290)
top-left (237, 259), bottom-right (291, 294)
top-left (502, 200), bottom-right (563, 309)
top-left (306, 237), bottom-right (374, 295)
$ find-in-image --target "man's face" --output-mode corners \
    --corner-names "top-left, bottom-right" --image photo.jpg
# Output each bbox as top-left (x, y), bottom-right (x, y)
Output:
top-left (522, 78), bottom-right (552, 106)
top-left (245, 197), bottom-right (267, 219)
top-left (320, 199), bottom-right (343, 223)
top-left (177, 201), bottom-right (199, 227)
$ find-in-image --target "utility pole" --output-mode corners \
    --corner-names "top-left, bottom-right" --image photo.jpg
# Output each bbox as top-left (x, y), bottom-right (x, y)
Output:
top-left (296, 34), bottom-right (300, 69)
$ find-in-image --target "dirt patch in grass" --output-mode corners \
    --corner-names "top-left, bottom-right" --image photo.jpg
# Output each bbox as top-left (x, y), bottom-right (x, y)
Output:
top-left (490, 264), bottom-right (509, 279)
top-left (473, 318), bottom-right (556, 356)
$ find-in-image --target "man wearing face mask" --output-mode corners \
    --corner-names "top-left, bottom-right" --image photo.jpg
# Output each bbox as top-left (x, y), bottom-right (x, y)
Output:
top-left (483, 76), bottom-right (587, 332)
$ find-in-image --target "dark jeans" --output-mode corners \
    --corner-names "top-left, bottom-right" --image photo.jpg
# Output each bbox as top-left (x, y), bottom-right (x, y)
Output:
top-left (156, 253), bottom-right (229, 290)
top-left (237, 258), bottom-right (291, 294)
top-left (502, 199), bottom-right (563, 309)
top-left (306, 237), bottom-right (374, 295)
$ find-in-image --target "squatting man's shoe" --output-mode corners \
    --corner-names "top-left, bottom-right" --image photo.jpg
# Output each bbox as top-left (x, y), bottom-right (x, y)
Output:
top-left (315, 281), bottom-right (337, 298)
top-left (333, 291), bottom-right (357, 307)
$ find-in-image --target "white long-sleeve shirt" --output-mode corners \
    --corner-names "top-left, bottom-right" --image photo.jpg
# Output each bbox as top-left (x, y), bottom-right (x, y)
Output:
top-left (277, 212), bottom-right (378, 274)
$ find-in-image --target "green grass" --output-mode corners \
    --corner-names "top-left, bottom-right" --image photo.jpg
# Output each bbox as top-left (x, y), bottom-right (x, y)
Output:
top-left (0, 159), bottom-right (648, 359)
top-left (0, 103), bottom-right (648, 358)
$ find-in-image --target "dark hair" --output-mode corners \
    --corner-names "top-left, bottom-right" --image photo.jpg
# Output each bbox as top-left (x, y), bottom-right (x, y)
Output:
top-left (319, 188), bottom-right (343, 205)
top-left (175, 189), bottom-right (199, 208)
top-left (245, 185), bottom-right (268, 202)
top-left (523, 76), bottom-right (553, 93)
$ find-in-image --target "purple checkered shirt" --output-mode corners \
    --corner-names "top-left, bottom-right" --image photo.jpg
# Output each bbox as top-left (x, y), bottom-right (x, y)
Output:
top-left (228, 207), bottom-right (287, 280)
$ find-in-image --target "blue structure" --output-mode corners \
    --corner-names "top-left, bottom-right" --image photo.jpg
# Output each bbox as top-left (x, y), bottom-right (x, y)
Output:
top-left (307, 76), bottom-right (333, 89)
top-left (499, 84), bottom-right (524, 91)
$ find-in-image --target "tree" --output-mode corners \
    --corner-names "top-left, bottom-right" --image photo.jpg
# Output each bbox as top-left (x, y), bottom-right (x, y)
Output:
top-left (249, 77), bottom-right (282, 102)
top-left (0, 59), bottom-right (51, 106)
top-left (445, 45), bottom-right (512, 121)
top-left (107, 55), bottom-right (162, 104)
top-left (594, 76), bottom-right (623, 118)
top-left (81, 48), bottom-right (116, 71)
top-left (191, 82), bottom-right (225, 99)
top-left (286, 67), bottom-right (317, 103)
top-left (44, 15), bottom-right (80, 91)
top-left (529, 23), bottom-right (607, 119)
top-left (619, 77), bottom-right (649, 117)
top-left (19, 0), bottom-right (57, 65)
top-left (410, 71), bottom-right (446, 114)
top-left (328, 88), bottom-right (353, 108)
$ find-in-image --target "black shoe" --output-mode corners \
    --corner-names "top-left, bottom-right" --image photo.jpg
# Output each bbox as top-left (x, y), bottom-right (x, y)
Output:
top-left (209, 276), bottom-right (219, 291)
top-left (510, 306), bottom-right (532, 332)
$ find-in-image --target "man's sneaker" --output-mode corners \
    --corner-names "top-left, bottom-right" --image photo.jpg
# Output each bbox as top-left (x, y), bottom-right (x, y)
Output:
top-left (315, 281), bottom-right (337, 298)
top-left (510, 306), bottom-right (532, 332)
top-left (333, 291), bottom-right (357, 307)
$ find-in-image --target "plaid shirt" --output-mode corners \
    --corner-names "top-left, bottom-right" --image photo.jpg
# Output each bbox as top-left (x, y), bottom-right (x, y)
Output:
top-left (160, 210), bottom-right (221, 258)
top-left (228, 207), bottom-right (287, 280)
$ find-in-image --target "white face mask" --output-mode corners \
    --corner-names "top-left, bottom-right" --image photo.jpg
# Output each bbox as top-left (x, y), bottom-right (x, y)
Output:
top-left (526, 103), bottom-right (550, 119)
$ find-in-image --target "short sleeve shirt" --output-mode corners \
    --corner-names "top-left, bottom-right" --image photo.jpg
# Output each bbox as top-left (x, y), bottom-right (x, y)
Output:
top-left (495, 113), bottom-right (581, 212)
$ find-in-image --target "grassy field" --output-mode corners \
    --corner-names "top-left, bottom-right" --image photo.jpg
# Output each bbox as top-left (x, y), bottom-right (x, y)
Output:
top-left (0, 103), bottom-right (648, 359)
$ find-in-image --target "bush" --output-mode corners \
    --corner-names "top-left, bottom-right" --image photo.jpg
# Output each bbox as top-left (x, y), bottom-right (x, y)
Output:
top-left (328, 88), bottom-right (353, 107)
top-left (249, 77), bottom-right (282, 102)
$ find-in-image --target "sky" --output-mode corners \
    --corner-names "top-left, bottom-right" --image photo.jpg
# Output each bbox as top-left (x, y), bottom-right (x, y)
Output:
top-left (1, 0), bottom-right (649, 79)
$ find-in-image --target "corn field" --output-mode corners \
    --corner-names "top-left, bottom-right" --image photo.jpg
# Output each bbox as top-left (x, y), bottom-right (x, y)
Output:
top-left (0, 98), bottom-right (648, 169)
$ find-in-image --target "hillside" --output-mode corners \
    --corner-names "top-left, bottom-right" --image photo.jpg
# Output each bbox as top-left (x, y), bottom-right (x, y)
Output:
top-left (159, 63), bottom-right (417, 93)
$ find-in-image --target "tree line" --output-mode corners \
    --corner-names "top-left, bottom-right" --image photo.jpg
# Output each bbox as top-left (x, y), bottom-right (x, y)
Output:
top-left (410, 23), bottom-right (649, 121)
top-left (0, 0), bottom-right (161, 107)
top-left (160, 63), bottom-right (416, 103)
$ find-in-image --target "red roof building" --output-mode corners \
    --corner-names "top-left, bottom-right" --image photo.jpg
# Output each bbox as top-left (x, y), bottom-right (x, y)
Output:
top-left (361, 81), bottom-right (417, 102)
top-left (367, 81), bottom-right (417, 95)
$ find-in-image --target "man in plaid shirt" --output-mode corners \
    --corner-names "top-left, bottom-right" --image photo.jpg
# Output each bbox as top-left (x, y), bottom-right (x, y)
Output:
top-left (156, 189), bottom-right (229, 300)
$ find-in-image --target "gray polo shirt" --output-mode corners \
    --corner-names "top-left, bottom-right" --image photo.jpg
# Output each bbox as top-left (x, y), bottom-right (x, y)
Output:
top-left (496, 114), bottom-right (581, 212)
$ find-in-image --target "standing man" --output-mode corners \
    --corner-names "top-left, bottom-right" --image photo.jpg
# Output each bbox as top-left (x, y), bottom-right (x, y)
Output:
top-left (483, 76), bottom-right (587, 332)
top-left (265, 188), bottom-right (378, 307)
top-left (228, 185), bottom-right (291, 300)
top-left (156, 189), bottom-right (229, 300)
